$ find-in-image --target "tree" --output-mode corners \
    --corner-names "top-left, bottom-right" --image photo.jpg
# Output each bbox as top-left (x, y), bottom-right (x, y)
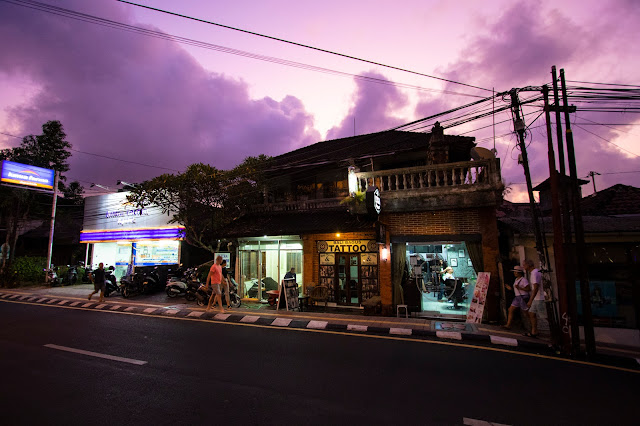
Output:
top-left (127, 155), bottom-right (271, 253)
top-left (0, 120), bottom-right (79, 267)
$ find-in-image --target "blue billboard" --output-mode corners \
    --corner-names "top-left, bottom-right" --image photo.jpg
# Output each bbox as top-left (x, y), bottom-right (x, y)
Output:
top-left (0, 160), bottom-right (55, 191)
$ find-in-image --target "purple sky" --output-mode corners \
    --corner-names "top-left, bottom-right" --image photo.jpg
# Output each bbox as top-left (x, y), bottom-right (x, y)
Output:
top-left (1, 0), bottom-right (638, 201)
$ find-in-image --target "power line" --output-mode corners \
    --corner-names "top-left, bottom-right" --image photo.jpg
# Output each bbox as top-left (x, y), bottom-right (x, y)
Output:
top-left (572, 124), bottom-right (640, 158)
top-left (116, 0), bottom-right (492, 93)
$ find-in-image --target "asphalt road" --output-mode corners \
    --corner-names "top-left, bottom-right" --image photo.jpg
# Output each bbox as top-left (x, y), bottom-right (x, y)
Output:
top-left (0, 300), bottom-right (637, 425)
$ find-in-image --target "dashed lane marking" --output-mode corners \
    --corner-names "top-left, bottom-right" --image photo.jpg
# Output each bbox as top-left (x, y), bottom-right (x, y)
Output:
top-left (463, 417), bottom-right (511, 426)
top-left (143, 308), bottom-right (157, 314)
top-left (307, 320), bottom-right (328, 330)
top-left (187, 311), bottom-right (204, 317)
top-left (240, 315), bottom-right (259, 323)
top-left (10, 294), bottom-right (20, 299)
top-left (347, 324), bottom-right (368, 332)
top-left (69, 301), bottom-right (81, 307)
top-left (37, 298), bottom-right (48, 303)
top-left (272, 318), bottom-right (292, 327)
top-left (44, 344), bottom-right (147, 366)
top-left (390, 328), bottom-right (412, 336)
top-left (20, 296), bottom-right (29, 300)
top-left (436, 331), bottom-right (462, 340)
top-left (164, 309), bottom-right (180, 315)
top-left (95, 304), bottom-right (108, 309)
top-left (490, 335), bottom-right (518, 347)
top-left (46, 299), bottom-right (59, 304)
top-left (81, 303), bottom-right (93, 308)
top-left (57, 300), bottom-right (68, 305)
top-left (110, 305), bottom-right (122, 310)
top-left (214, 313), bottom-right (231, 320)
top-left (124, 307), bottom-right (136, 312)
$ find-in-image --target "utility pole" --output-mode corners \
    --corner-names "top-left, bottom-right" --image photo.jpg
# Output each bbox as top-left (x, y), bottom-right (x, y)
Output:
top-left (542, 85), bottom-right (570, 353)
top-left (587, 171), bottom-right (600, 193)
top-left (509, 89), bottom-right (546, 268)
top-left (560, 68), bottom-right (596, 356)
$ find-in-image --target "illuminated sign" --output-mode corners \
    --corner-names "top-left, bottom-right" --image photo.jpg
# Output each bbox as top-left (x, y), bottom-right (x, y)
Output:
top-left (80, 226), bottom-right (185, 243)
top-left (0, 160), bottom-right (55, 191)
top-left (317, 240), bottom-right (378, 253)
top-left (366, 186), bottom-right (381, 215)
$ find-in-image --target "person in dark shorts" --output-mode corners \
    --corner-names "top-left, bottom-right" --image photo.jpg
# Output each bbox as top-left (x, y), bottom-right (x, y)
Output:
top-left (221, 259), bottom-right (232, 309)
top-left (503, 265), bottom-right (530, 329)
top-left (206, 256), bottom-right (225, 313)
top-left (88, 262), bottom-right (106, 302)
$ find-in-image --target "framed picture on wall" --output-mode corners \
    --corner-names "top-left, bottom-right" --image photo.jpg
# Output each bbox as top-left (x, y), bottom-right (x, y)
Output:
top-left (467, 258), bottom-right (473, 267)
top-left (458, 250), bottom-right (465, 257)
top-left (450, 258), bottom-right (458, 267)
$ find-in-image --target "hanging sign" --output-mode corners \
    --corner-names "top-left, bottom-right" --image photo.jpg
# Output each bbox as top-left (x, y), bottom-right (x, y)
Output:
top-left (317, 240), bottom-right (378, 253)
top-left (1, 160), bottom-right (55, 191)
top-left (465, 272), bottom-right (491, 324)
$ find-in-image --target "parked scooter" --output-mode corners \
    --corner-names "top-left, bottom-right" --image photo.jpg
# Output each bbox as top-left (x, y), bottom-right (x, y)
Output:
top-left (120, 272), bottom-right (144, 298)
top-left (166, 267), bottom-right (199, 298)
top-left (104, 266), bottom-right (120, 297)
top-left (142, 267), bottom-right (162, 294)
top-left (65, 265), bottom-right (78, 285)
top-left (44, 267), bottom-right (60, 287)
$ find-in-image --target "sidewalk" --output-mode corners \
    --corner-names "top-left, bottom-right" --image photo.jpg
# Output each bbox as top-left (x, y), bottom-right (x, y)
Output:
top-left (2, 284), bottom-right (639, 369)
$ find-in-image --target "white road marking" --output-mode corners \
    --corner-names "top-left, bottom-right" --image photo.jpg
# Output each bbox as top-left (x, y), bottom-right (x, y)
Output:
top-left (347, 324), bottom-right (368, 332)
top-left (44, 344), bottom-right (147, 366)
top-left (20, 296), bottom-right (29, 300)
top-left (307, 320), bottom-right (328, 330)
top-left (125, 307), bottom-right (136, 312)
top-left (95, 304), bottom-right (107, 309)
top-left (143, 308), bottom-right (157, 314)
top-left (463, 417), bottom-right (511, 426)
top-left (490, 335), bottom-right (518, 347)
top-left (10, 294), bottom-right (20, 299)
top-left (214, 313), bottom-right (231, 320)
top-left (57, 300), bottom-right (68, 305)
top-left (28, 297), bottom-right (38, 301)
top-left (110, 305), bottom-right (122, 310)
top-left (37, 298), bottom-right (48, 302)
top-left (164, 309), bottom-right (179, 315)
top-left (69, 301), bottom-right (81, 307)
top-left (46, 299), bottom-right (59, 304)
top-left (81, 303), bottom-right (93, 308)
top-left (436, 331), bottom-right (462, 340)
top-left (240, 315), bottom-right (259, 323)
top-left (390, 327), bottom-right (412, 336)
top-left (272, 318), bottom-right (292, 327)
top-left (187, 311), bottom-right (204, 317)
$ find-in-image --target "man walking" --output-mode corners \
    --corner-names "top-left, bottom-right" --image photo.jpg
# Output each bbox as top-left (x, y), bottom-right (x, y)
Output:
top-left (220, 259), bottom-right (231, 309)
top-left (206, 256), bottom-right (225, 313)
top-left (88, 262), bottom-right (106, 302)
top-left (524, 259), bottom-right (545, 337)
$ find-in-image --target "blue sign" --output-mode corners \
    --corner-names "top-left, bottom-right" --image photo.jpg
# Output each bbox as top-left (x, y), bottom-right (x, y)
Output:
top-left (1, 160), bottom-right (55, 191)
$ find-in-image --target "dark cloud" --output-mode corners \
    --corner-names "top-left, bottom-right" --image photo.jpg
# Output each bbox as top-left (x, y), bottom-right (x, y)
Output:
top-left (0, 0), bottom-right (320, 186)
top-left (326, 71), bottom-right (409, 140)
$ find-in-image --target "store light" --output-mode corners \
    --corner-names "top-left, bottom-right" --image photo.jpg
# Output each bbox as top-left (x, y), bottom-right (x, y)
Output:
top-left (348, 166), bottom-right (359, 195)
top-left (336, 233), bottom-right (341, 238)
top-left (381, 247), bottom-right (389, 262)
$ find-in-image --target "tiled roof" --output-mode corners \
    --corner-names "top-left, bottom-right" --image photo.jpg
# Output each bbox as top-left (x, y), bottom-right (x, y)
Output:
top-left (581, 184), bottom-right (640, 216)
top-left (225, 209), bottom-right (377, 238)
top-left (267, 130), bottom-right (475, 172)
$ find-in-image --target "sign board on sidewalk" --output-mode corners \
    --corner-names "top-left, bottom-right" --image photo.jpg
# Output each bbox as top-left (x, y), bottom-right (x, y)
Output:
top-left (465, 272), bottom-right (491, 324)
top-left (1, 160), bottom-right (55, 191)
top-left (277, 278), bottom-right (299, 311)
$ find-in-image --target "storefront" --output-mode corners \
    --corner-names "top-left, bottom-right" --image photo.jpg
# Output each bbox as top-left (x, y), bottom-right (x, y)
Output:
top-left (316, 239), bottom-right (380, 306)
top-left (237, 236), bottom-right (303, 301)
top-left (80, 192), bottom-right (185, 280)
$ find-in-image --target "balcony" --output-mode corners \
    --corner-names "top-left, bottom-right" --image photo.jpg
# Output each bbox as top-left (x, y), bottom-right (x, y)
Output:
top-left (354, 159), bottom-right (503, 212)
top-left (249, 197), bottom-right (344, 214)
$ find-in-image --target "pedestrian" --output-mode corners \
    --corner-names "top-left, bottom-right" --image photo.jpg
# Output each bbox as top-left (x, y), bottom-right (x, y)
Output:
top-left (220, 259), bottom-right (232, 310)
top-left (524, 259), bottom-right (545, 338)
top-left (206, 255), bottom-right (225, 313)
top-left (503, 265), bottom-right (530, 329)
top-left (284, 267), bottom-right (296, 280)
top-left (88, 262), bottom-right (106, 302)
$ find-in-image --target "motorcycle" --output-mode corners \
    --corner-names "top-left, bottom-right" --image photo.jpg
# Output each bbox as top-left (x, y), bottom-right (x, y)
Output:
top-left (194, 275), bottom-right (241, 308)
top-left (120, 272), bottom-right (145, 298)
top-left (104, 266), bottom-right (120, 297)
top-left (142, 266), bottom-right (162, 294)
top-left (44, 267), bottom-right (60, 287)
top-left (166, 267), bottom-right (199, 299)
top-left (65, 265), bottom-right (78, 285)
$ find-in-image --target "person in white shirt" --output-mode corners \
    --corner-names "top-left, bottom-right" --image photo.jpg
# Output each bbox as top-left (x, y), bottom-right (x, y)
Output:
top-left (503, 265), bottom-right (530, 329)
top-left (524, 259), bottom-right (546, 337)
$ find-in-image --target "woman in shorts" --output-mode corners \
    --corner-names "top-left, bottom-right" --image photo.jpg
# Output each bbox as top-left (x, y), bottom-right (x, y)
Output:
top-left (503, 265), bottom-right (530, 329)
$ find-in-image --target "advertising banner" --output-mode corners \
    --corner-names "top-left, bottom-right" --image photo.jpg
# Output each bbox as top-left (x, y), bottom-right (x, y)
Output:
top-left (1, 160), bottom-right (55, 191)
top-left (465, 272), bottom-right (491, 324)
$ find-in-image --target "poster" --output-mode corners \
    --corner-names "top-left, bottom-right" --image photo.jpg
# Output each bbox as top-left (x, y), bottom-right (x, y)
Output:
top-left (465, 272), bottom-right (491, 324)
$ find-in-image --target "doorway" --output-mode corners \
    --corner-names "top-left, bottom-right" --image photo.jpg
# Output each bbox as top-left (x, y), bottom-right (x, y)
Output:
top-left (337, 254), bottom-right (361, 305)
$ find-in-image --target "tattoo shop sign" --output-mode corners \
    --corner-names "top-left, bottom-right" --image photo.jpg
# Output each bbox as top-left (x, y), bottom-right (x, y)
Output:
top-left (317, 240), bottom-right (378, 253)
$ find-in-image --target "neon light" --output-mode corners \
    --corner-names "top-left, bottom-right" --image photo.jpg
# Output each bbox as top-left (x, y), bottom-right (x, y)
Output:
top-left (80, 227), bottom-right (185, 243)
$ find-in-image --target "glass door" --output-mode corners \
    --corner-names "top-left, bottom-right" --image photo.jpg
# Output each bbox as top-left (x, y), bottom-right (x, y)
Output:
top-left (240, 250), bottom-right (260, 299)
top-left (337, 254), bottom-right (361, 305)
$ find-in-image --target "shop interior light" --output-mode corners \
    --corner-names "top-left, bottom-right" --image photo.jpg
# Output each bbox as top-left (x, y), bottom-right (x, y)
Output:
top-left (381, 247), bottom-right (389, 262)
top-left (336, 233), bottom-right (341, 238)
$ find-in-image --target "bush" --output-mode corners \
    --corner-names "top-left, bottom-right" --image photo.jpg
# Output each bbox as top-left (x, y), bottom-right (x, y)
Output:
top-left (9, 256), bottom-right (47, 285)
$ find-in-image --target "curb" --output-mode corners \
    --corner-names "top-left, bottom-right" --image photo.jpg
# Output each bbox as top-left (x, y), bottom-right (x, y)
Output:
top-left (1, 291), bottom-right (638, 368)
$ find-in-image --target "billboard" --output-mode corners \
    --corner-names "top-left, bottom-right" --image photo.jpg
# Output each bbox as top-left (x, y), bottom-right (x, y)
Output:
top-left (1, 160), bottom-right (55, 191)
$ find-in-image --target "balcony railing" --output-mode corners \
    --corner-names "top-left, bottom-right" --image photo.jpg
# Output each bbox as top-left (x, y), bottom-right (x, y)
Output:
top-left (354, 159), bottom-right (501, 193)
top-left (249, 198), bottom-right (343, 213)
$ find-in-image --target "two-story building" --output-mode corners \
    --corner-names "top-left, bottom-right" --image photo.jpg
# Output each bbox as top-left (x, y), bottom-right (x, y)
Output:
top-left (227, 124), bottom-right (504, 320)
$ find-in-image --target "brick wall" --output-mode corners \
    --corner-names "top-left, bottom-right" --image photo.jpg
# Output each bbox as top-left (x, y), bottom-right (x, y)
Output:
top-left (382, 210), bottom-right (480, 235)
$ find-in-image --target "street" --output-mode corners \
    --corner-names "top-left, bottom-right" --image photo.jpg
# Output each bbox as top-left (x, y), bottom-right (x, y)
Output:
top-left (0, 300), bottom-right (638, 425)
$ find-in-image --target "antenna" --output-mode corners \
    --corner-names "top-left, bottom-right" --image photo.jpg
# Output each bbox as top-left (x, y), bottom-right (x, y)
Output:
top-left (470, 147), bottom-right (496, 161)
